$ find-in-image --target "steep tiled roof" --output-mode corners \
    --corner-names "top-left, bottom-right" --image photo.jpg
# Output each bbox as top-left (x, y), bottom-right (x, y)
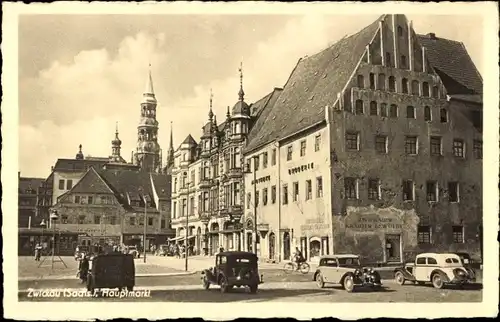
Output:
top-left (97, 169), bottom-right (156, 208)
top-left (418, 34), bottom-right (482, 95)
top-left (53, 158), bottom-right (108, 172)
top-left (151, 173), bottom-right (172, 200)
top-left (245, 16), bottom-right (383, 153)
top-left (70, 167), bottom-right (115, 194)
top-left (182, 134), bottom-right (197, 146)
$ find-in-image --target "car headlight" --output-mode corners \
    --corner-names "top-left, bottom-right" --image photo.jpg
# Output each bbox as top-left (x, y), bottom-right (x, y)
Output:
top-left (236, 276), bottom-right (241, 280)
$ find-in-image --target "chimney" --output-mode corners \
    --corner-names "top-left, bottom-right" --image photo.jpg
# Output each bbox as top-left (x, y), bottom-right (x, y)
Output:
top-left (428, 33), bottom-right (436, 39)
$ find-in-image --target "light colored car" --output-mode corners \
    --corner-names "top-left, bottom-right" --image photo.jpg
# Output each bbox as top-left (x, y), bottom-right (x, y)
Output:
top-left (127, 246), bottom-right (139, 258)
top-left (394, 252), bottom-right (474, 289)
top-left (312, 254), bottom-right (382, 292)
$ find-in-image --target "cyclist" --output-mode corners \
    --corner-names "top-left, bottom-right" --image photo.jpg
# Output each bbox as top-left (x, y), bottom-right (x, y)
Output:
top-left (293, 247), bottom-right (305, 271)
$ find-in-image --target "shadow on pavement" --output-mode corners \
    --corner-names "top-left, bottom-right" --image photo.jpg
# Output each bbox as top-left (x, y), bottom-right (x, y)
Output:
top-left (408, 283), bottom-right (483, 291)
top-left (326, 285), bottom-right (396, 293)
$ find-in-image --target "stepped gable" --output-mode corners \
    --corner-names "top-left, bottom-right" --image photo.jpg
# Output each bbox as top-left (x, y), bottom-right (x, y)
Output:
top-left (418, 34), bottom-right (483, 95)
top-left (69, 167), bottom-right (115, 194)
top-left (245, 16), bottom-right (383, 153)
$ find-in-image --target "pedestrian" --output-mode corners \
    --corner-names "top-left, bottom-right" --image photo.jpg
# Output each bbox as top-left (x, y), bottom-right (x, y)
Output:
top-left (34, 243), bottom-right (42, 261)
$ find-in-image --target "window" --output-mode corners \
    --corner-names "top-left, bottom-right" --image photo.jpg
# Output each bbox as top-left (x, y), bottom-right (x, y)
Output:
top-left (406, 106), bottom-right (415, 119)
top-left (389, 104), bottom-right (398, 118)
top-left (110, 216), bottom-right (117, 225)
top-left (148, 218), bottom-right (153, 226)
top-left (61, 215), bottom-right (68, 224)
top-left (287, 145), bottom-right (293, 161)
top-left (293, 182), bottom-right (299, 202)
top-left (161, 219), bottom-right (166, 229)
top-left (369, 73), bottom-right (375, 89)
top-left (271, 149), bottom-right (276, 166)
top-left (375, 135), bottom-right (388, 154)
top-left (416, 257), bottom-right (427, 264)
top-left (345, 132), bottom-right (359, 150)
top-left (452, 226), bottom-right (464, 243)
top-left (66, 180), bottom-right (73, 190)
top-left (357, 75), bottom-right (365, 88)
top-left (88, 196), bottom-right (93, 204)
top-left (130, 217), bottom-right (135, 226)
top-left (344, 178), bottom-right (358, 199)
top-left (424, 106), bottom-right (432, 121)
top-left (402, 78), bottom-right (409, 94)
top-left (426, 181), bottom-right (438, 202)
top-left (369, 101), bottom-right (378, 115)
top-left (440, 108), bottom-right (448, 123)
top-left (377, 74), bottom-right (386, 90)
top-left (254, 155), bottom-right (260, 171)
top-left (400, 55), bottom-right (407, 68)
top-left (58, 179), bottom-right (64, 190)
top-left (402, 180), bottom-right (414, 201)
top-left (355, 100), bottom-right (364, 114)
top-left (282, 184), bottom-right (288, 205)
top-left (417, 226), bottom-right (431, 243)
top-left (380, 103), bottom-right (387, 117)
top-left (368, 179), bottom-right (380, 200)
top-left (246, 193), bottom-right (251, 209)
top-left (405, 136), bottom-right (418, 155)
top-left (473, 140), bottom-right (482, 159)
top-left (422, 82), bottom-right (430, 97)
top-left (263, 188), bottom-right (268, 206)
top-left (314, 134), bottom-right (321, 152)
top-left (190, 196), bottom-right (195, 215)
top-left (453, 139), bottom-right (465, 158)
top-left (385, 52), bottom-right (392, 67)
top-left (74, 195), bottom-right (81, 204)
top-left (78, 215), bottom-right (85, 225)
top-left (174, 178), bottom-right (177, 192)
top-left (300, 140), bottom-right (307, 156)
top-left (397, 25), bottom-right (403, 37)
top-left (316, 177), bottom-right (323, 198)
top-left (255, 191), bottom-right (259, 206)
top-left (411, 80), bottom-right (419, 95)
top-left (428, 257), bottom-right (438, 265)
top-left (432, 86), bottom-right (439, 98)
top-left (306, 180), bottom-right (312, 200)
top-left (263, 152), bottom-right (268, 168)
top-left (271, 185), bottom-right (276, 204)
top-left (430, 136), bottom-right (442, 156)
top-left (448, 182), bottom-right (459, 202)
top-left (173, 201), bottom-right (177, 218)
top-left (388, 76), bottom-right (396, 92)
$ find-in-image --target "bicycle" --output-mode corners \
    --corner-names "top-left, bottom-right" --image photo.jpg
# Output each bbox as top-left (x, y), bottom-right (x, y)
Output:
top-left (283, 261), bottom-right (310, 274)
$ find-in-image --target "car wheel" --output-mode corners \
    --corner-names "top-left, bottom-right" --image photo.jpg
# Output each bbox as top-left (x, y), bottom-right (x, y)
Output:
top-left (249, 284), bottom-right (258, 294)
top-left (202, 276), bottom-right (210, 290)
top-left (432, 274), bottom-right (445, 289)
top-left (220, 277), bottom-right (229, 293)
top-left (316, 273), bottom-right (325, 288)
top-left (394, 272), bottom-right (406, 285)
top-left (343, 275), bottom-right (355, 292)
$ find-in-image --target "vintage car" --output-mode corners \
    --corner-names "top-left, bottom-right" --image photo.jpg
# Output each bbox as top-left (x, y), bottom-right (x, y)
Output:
top-left (155, 244), bottom-right (172, 257)
top-left (394, 252), bottom-right (474, 289)
top-left (312, 254), bottom-right (382, 292)
top-left (454, 252), bottom-right (477, 281)
top-left (126, 246), bottom-right (139, 258)
top-left (200, 251), bottom-right (263, 293)
top-left (86, 253), bottom-right (135, 293)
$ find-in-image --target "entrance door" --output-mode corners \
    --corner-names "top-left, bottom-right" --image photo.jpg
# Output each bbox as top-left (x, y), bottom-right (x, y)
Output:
top-left (283, 232), bottom-right (291, 260)
top-left (385, 234), bottom-right (402, 262)
top-left (268, 233), bottom-right (276, 260)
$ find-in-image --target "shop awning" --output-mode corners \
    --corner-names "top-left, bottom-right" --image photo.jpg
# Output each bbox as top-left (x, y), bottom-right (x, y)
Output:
top-left (168, 236), bottom-right (184, 242)
top-left (172, 235), bottom-right (196, 241)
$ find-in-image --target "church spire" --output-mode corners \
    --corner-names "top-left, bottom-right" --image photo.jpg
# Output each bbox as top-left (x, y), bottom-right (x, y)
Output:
top-left (166, 121), bottom-right (175, 171)
top-left (111, 121), bottom-right (123, 162)
top-left (208, 88), bottom-right (214, 121)
top-left (238, 61), bottom-right (245, 101)
top-left (142, 64), bottom-right (156, 104)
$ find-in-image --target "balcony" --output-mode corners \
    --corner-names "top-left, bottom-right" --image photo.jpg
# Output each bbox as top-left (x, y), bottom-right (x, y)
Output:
top-left (199, 179), bottom-right (212, 189)
top-left (227, 167), bottom-right (243, 179)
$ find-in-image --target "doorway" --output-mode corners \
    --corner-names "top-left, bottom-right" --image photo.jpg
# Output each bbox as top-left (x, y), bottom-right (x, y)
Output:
top-left (283, 232), bottom-right (291, 260)
top-left (268, 233), bottom-right (276, 260)
top-left (385, 234), bottom-right (402, 262)
top-left (246, 232), bottom-right (253, 253)
top-left (309, 239), bottom-right (321, 260)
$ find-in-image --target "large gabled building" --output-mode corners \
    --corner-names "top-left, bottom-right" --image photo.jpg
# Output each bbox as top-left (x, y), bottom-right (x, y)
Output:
top-left (242, 14), bottom-right (482, 264)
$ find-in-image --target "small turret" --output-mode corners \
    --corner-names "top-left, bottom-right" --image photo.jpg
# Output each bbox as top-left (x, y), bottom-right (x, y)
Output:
top-left (75, 144), bottom-right (84, 160)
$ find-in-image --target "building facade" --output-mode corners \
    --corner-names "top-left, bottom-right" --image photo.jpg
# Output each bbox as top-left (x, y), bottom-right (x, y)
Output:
top-left (170, 66), bottom-right (283, 255)
top-left (243, 14), bottom-right (482, 263)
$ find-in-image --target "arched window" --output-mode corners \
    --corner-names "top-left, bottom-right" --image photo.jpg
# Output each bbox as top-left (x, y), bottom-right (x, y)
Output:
top-left (397, 25), bottom-right (404, 37)
top-left (370, 101), bottom-right (378, 115)
top-left (388, 76), bottom-right (396, 92)
top-left (355, 100), bottom-right (364, 114)
top-left (369, 73), bottom-right (375, 89)
top-left (401, 55), bottom-right (407, 68)
top-left (402, 78), bottom-right (409, 94)
top-left (406, 106), bottom-right (416, 119)
top-left (422, 82), bottom-right (430, 97)
top-left (389, 104), bottom-right (398, 118)
top-left (377, 74), bottom-right (386, 90)
top-left (424, 106), bottom-right (432, 121)
top-left (432, 86), bottom-right (439, 98)
top-left (380, 103), bottom-right (388, 117)
top-left (235, 122), bottom-right (241, 134)
top-left (385, 52), bottom-right (392, 67)
top-left (440, 108), bottom-right (448, 123)
top-left (411, 80), bottom-right (420, 95)
top-left (357, 75), bottom-right (365, 88)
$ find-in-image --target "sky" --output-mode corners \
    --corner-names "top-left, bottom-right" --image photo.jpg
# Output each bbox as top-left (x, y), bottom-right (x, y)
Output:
top-left (18, 14), bottom-right (484, 178)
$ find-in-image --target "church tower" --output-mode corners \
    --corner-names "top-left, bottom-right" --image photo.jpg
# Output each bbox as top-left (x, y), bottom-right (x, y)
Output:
top-left (164, 122), bottom-right (175, 173)
top-left (134, 66), bottom-right (161, 172)
top-left (110, 122), bottom-right (126, 163)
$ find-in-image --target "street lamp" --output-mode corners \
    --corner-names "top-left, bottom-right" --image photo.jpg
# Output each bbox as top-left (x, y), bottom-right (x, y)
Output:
top-left (50, 210), bottom-right (59, 270)
top-left (138, 187), bottom-right (148, 264)
top-left (40, 219), bottom-right (46, 253)
top-left (244, 156), bottom-right (258, 255)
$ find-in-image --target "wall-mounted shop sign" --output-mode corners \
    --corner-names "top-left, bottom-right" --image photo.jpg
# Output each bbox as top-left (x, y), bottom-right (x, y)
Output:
top-left (345, 214), bottom-right (403, 230)
top-left (300, 223), bottom-right (330, 231)
top-left (288, 162), bottom-right (314, 175)
top-left (251, 175), bottom-right (271, 185)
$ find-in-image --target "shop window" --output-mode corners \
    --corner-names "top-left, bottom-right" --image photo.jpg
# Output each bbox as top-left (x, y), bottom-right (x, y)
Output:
top-left (448, 182), bottom-right (459, 202)
top-left (405, 136), bottom-right (418, 155)
top-left (402, 180), bottom-right (414, 201)
top-left (424, 106), bottom-right (432, 121)
top-left (430, 136), bottom-right (442, 156)
top-left (344, 177), bottom-right (358, 200)
top-left (417, 226), bottom-right (431, 244)
top-left (452, 225), bottom-right (464, 243)
top-left (369, 101), bottom-right (378, 115)
top-left (355, 100), bottom-right (364, 115)
top-left (426, 181), bottom-right (438, 202)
